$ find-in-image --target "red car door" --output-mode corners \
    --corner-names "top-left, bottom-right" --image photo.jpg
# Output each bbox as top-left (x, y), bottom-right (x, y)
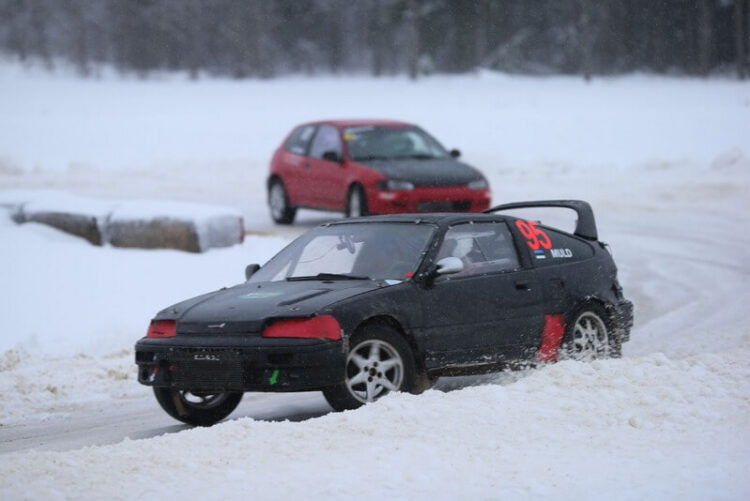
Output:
top-left (306, 124), bottom-right (349, 209)
top-left (276, 124), bottom-right (317, 207)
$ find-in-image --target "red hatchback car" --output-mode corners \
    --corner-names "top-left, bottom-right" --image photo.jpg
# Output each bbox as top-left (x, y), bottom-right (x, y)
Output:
top-left (267, 119), bottom-right (491, 224)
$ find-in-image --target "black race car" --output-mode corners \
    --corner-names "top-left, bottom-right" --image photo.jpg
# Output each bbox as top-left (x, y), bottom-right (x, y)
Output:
top-left (136, 200), bottom-right (633, 425)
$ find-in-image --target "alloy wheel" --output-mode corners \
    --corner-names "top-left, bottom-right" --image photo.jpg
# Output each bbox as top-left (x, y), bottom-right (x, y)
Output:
top-left (345, 339), bottom-right (404, 403)
top-left (570, 311), bottom-right (609, 360)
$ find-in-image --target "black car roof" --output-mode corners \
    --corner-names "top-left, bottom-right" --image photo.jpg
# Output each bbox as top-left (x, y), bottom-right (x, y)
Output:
top-left (328, 199), bottom-right (600, 242)
top-left (327, 212), bottom-right (511, 228)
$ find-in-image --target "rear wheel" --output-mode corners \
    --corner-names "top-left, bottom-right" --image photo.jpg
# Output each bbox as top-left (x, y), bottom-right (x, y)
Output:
top-left (268, 180), bottom-right (296, 224)
top-left (153, 388), bottom-right (243, 426)
top-left (560, 304), bottom-right (620, 361)
top-left (346, 185), bottom-right (368, 218)
top-left (323, 324), bottom-right (417, 411)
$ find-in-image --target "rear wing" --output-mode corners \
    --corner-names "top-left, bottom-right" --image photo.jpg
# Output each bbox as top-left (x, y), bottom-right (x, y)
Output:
top-left (484, 200), bottom-right (598, 241)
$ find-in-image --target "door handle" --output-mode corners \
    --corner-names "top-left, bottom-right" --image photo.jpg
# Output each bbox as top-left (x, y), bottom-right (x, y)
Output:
top-left (514, 280), bottom-right (530, 291)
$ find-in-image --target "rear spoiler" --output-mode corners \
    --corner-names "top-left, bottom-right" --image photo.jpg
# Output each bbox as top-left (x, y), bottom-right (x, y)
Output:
top-left (483, 200), bottom-right (598, 241)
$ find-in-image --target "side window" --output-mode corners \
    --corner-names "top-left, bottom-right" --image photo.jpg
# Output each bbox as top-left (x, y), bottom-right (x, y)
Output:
top-left (436, 222), bottom-right (519, 277)
top-left (512, 219), bottom-right (594, 266)
top-left (284, 125), bottom-right (316, 156)
top-left (309, 125), bottom-right (342, 160)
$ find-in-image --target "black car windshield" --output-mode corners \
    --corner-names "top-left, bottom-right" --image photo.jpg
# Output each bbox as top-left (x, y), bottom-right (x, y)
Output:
top-left (249, 222), bottom-right (436, 283)
top-left (344, 126), bottom-right (449, 161)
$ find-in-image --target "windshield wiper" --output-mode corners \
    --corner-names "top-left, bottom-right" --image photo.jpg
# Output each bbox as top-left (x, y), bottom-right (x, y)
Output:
top-left (287, 273), bottom-right (371, 281)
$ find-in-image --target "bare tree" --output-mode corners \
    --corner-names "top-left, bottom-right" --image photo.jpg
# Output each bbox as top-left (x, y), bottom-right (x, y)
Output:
top-left (405, 0), bottom-right (419, 80)
top-left (737, 0), bottom-right (747, 78)
top-left (698, 0), bottom-right (713, 76)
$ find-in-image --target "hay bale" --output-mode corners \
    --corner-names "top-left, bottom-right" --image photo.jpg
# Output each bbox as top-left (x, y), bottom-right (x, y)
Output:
top-left (1, 191), bottom-right (244, 253)
top-left (107, 218), bottom-right (202, 253)
top-left (107, 201), bottom-right (243, 253)
top-left (9, 192), bottom-right (113, 245)
top-left (24, 211), bottom-right (103, 246)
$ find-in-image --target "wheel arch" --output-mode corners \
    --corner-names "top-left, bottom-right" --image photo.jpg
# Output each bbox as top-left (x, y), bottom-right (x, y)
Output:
top-left (267, 174), bottom-right (283, 191)
top-left (352, 314), bottom-right (424, 371)
top-left (569, 296), bottom-right (618, 325)
top-left (347, 181), bottom-right (366, 201)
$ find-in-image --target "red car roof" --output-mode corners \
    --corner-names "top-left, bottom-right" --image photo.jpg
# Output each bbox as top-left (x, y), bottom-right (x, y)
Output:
top-left (306, 119), bottom-right (413, 129)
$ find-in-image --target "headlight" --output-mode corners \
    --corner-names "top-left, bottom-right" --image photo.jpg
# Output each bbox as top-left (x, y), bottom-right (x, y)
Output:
top-left (377, 179), bottom-right (415, 191)
top-left (468, 179), bottom-right (488, 190)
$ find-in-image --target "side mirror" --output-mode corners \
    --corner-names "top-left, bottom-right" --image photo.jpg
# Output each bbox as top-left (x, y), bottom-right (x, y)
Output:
top-left (435, 256), bottom-right (463, 275)
top-left (449, 149), bottom-right (461, 159)
top-left (245, 264), bottom-right (260, 281)
top-left (322, 150), bottom-right (342, 163)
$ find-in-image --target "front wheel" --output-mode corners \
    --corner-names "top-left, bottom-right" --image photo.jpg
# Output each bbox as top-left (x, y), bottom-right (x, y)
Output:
top-left (322, 325), bottom-right (417, 411)
top-left (559, 304), bottom-right (621, 361)
top-left (153, 388), bottom-right (243, 426)
top-left (268, 180), bottom-right (297, 224)
top-left (346, 185), bottom-right (368, 218)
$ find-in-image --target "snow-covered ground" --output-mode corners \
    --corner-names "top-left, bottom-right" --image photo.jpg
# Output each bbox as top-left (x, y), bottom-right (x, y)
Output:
top-left (1, 63), bottom-right (749, 499)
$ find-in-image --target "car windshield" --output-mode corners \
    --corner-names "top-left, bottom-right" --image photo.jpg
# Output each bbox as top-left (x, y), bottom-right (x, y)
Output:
top-left (344, 126), bottom-right (449, 161)
top-left (249, 222), bottom-right (436, 283)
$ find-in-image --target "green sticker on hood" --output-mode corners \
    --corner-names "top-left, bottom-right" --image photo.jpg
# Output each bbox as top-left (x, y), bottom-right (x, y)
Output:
top-left (238, 291), bottom-right (284, 299)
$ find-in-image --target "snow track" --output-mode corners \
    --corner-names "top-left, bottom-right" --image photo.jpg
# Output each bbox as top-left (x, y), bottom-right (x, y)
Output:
top-left (1, 69), bottom-right (749, 499)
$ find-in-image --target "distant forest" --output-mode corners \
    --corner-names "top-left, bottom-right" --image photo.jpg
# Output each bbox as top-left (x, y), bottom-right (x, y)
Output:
top-left (1, 0), bottom-right (749, 79)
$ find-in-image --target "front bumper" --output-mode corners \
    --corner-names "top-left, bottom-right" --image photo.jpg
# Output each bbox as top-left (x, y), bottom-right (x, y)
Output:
top-left (367, 185), bottom-right (491, 214)
top-left (135, 335), bottom-right (346, 392)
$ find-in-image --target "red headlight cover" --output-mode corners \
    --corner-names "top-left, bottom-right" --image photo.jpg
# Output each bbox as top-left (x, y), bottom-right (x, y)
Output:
top-left (146, 319), bottom-right (176, 338)
top-left (262, 315), bottom-right (341, 340)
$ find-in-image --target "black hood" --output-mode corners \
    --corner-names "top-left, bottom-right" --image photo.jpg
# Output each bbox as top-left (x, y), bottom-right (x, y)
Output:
top-left (154, 279), bottom-right (386, 334)
top-left (357, 157), bottom-right (484, 187)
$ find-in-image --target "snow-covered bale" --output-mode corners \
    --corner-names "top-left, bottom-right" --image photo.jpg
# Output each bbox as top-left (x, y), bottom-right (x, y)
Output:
top-left (6, 191), bottom-right (114, 246)
top-left (22, 211), bottom-right (103, 245)
top-left (0, 191), bottom-right (244, 252)
top-left (107, 200), bottom-right (244, 253)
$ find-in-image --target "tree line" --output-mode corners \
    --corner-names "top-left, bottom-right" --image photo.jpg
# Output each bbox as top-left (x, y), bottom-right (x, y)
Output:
top-left (1, 0), bottom-right (748, 79)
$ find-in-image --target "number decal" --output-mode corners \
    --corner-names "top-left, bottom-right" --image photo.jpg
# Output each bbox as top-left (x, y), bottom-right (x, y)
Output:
top-left (515, 220), bottom-right (552, 250)
top-left (534, 221), bottom-right (552, 249)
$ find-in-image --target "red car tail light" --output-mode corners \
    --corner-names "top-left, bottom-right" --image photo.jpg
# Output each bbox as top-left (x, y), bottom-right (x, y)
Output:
top-left (262, 315), bottom-right (341, 341)
top-left (147, 319), bottom-right (176, 338)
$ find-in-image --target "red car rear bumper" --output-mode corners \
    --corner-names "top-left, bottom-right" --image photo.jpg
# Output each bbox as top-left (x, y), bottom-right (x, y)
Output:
top-left (366, 186), bottom-right (491, 214)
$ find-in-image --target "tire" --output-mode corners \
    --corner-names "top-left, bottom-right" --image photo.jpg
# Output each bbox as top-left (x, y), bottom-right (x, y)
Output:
top-left (153, 388), bottom-right (243, 426)
top-left (559, 303), bottom-right (621, 361)
top-left (268, 180), bottom-right (296, 224)
top-left (322, 324), bottom-right (417, 411)
top-left (345, 185), bottom-right (368, 218)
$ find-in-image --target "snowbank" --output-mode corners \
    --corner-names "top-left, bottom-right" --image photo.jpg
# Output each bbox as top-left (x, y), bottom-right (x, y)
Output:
top-left (1, 351), bottom-right (748, 500)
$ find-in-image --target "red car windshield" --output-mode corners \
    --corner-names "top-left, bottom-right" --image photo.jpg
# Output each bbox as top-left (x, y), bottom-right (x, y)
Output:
top-left (249, 222), bottom-right (436, 283)
top-left (343, 126), bottom-right (449, 161)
